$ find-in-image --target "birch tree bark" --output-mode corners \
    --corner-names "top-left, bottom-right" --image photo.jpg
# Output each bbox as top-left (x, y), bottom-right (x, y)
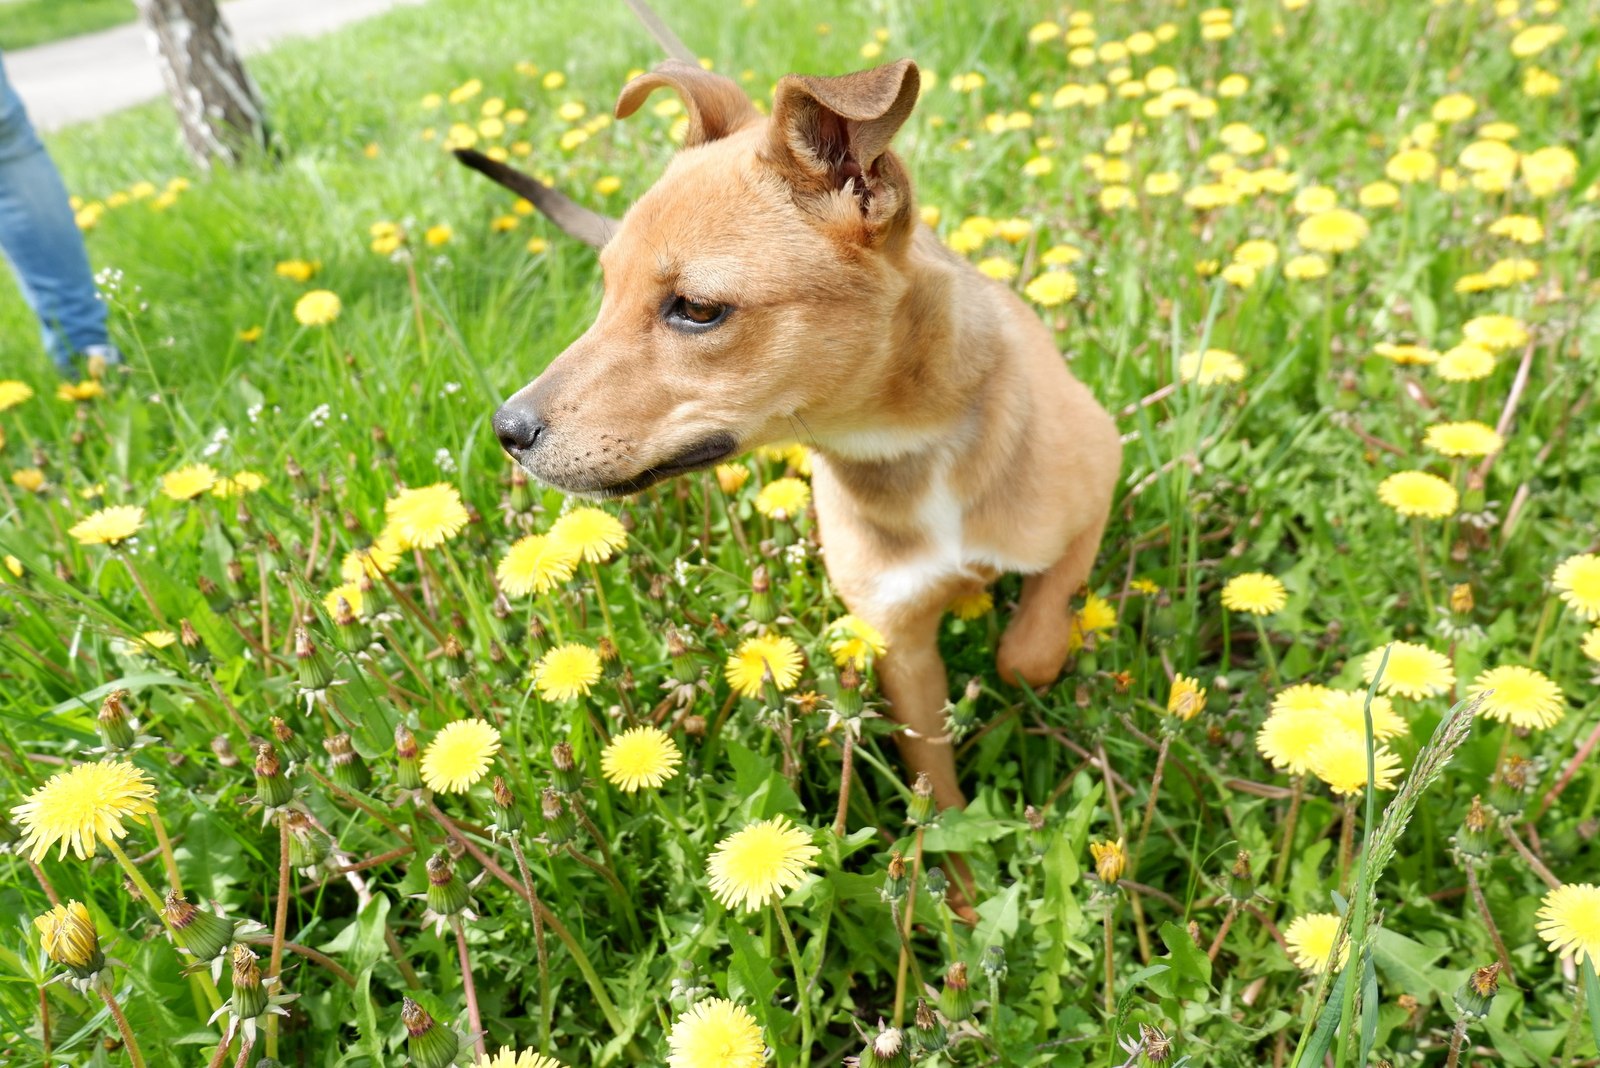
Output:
top-left (134, 0), bottom-right (272, 167)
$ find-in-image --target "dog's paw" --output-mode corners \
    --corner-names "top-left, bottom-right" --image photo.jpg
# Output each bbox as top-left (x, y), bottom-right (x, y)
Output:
top-left (996, 622), bottom-right (1072, 689)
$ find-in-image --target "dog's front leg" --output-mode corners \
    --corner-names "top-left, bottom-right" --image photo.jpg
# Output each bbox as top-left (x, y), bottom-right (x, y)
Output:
top-left (873, 601), bottom-right (966, 811)
top-left (996, 514), bottom-right (1110, 688)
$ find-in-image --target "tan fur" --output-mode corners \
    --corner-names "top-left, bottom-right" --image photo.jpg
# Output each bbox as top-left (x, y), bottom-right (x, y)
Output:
top-left (494, 59), bottom-right (1122, 811)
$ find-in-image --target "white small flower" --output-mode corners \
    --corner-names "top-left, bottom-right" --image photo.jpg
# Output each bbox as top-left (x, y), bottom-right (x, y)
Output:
top-left (434, 447), bottom-right (457, 472)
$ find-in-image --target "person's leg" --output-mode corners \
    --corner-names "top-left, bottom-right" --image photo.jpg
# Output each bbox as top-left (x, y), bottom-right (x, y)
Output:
top-left (0, 51), bottom-right (110, 373)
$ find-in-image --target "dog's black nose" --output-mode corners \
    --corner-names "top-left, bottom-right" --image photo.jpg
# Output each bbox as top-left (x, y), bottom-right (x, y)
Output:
top-left (494, 404), bottom-right (546, 454)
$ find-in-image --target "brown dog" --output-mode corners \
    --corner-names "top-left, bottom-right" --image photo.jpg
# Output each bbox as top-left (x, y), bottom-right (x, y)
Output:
top-left (471, 58), bottom-right (1121, 811)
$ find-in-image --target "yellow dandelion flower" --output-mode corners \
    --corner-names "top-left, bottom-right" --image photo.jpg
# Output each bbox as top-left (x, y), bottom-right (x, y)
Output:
top-left (12, 467), bottom-right (46, 493)
top-left (949, 589), bottom-right (994, 620)
top-left (1297, 209), bottom-right (1369, 254)
top-left (600, 726), bottom-right (682, 793)
top-left (548, 506), bottom-right (628, 563)
top-left (11, 761), bottom-right (158, 862)
top-left (1358, 181), bottom-right (1400, 208)
top-left (725, 634), bottom-right (804, 698)
top-left (141, 630), bottom-right (177, 650)
top-left (476, 1049), bottom-right (563, 1068)
top-left (1232, 240), bottom-right (1278, 270)
top-left (421, 719), bottom-right (502, 793)
top-left (1374, 342), bottom-right (1438, 365)
top-left (384, 483), bottom-right (470, 550)
top-left (1377, 471), bottom-right (1457, 519)
top-left (212, 471), bottom-right (266, 498)
top-left (1284, 913), bottom-right (1349, 974)
top-left (1221, 572), bottom-right (1287, 615)
top-left (1436, 344), bottom-right (1496, 382)
top-left (707, 816), bottom-right (819, 911)
top-left (1535, 884), bottom-right (1600, 967)
top-left (0, 380), bottom-right (35, 411)
top-left (976, 256), bottom-right (1018, 281)
top-left (666, 998), bottom-right (766, 1068)
top-left (1167, 675), bottom-right (1206, 720)
top-left (1386, 148), bottom-right (1437, 184)
top-left (755, 477), bottom-right (810, 521)
top-left (1270, 683), bottom-right (1335, 715)
top-left (1431, 93), bottom-right (1476, 124)
top-left (1462, 314), bottom-right (1528, 351)
top-left (322, 582), bottom-right (366, 619)
top-left (497, 533), bottom-right (580, 596)
top-left (68, 505), bottom-right (145, 547)
top-left (1256, 708), bottom-right (1327, 774)
top-left (1179, 348), bottom-right (1245, 386)
top-left (1521, 145), bottom-right (1577, 199)
top-left (716, 463), bottom-right (751, 494)
top-left (274, 259), bottom-right (318, 282)
top-left (56, 380), bottom-right (103, 402)
top-left (534, 643), bottom-right (603, 702)
top-left (1553, 554), bottom-right (1600, 622)
top-left (425, 224), bottom-right (453, 246)
top-left (1090, 837), bottom-right (1127, 883)
top-left (160, 462), bottom-right (219, 501)
top-left (1583, 629), bottom-right (1600, 663)
top-left (1470, 665), bottom-right (1565, 730)
top-left (293, 290), bottom-right (342, 327)
top-left (827, 614), bottom-right (887, 669)
top-left (1309, 734), bottom-right (1403, 795)
top-left (1023, 270), bottom-right (1079, 306)
top-left (1283, 254), bottom-right (1328, 280)
top-left (1488, 214), bottom-right (1544, 244)
top-left (1221, 263), bottom-right (1257, 289)
top-left (1079, 592), bottom-right (1118, 633)
top-left (34, 901), bottom-right (102, 973)
top-left (1292, 186), bottom-right (1339, 215)
top-left (1321, 691), bottom-right (1408, 742)
top-left (341, 530), bottom-right (404, 582)
top-left (1362, 641), bottom-right (1454, 699)
top-left (1423, 421), bottom-right (1504, 458)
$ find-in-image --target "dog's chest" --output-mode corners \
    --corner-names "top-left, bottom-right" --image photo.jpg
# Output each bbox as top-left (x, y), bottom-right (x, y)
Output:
top-left (866, 471), bottom-right (1026, 611)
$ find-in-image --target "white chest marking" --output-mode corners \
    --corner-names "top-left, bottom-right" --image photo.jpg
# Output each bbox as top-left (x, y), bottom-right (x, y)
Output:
top-left (869, 471), bottom-right (1028, 611)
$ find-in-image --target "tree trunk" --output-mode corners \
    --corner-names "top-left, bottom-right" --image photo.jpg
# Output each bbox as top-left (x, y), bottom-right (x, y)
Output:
top-left (134, 0), bottom-right (271, 167)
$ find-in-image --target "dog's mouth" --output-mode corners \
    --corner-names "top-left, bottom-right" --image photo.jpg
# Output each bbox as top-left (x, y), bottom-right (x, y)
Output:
top-left (588, 432), bottom-right (740, 498)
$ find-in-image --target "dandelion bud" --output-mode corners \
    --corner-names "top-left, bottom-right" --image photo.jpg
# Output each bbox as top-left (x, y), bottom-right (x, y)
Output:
top-left (923, 865), bottom-right (948, 905)
top-left (285, 456), bottom-right (314, 501)
top-left (550, 742), bottom-right (583, 794)
top-left (509, 462), bottom-right (535, 513)
top-left (34, 901), bottom-right (104, 979)
top-left (1453, 795), bottom-right (1492, 861)
top-left (255, 743), bottom-right (292, 807)
top-left (296, 627), bottom-right (334, 691)
top-left (491, 775), bottom-right (523, 833)
top-left (230, 944), bottom-right (268, 1021)
top-left (1450, 583), bottom-right (1475, 615)
top-left (235, 500), bottom-right (256, 533)
top-left (332, 595), bottom-right (365, 649)
top-left (198, 573), bottom-right (233, 614)
top-left (1141, 1023), bottom-right (1173, 1065)
top-left (540, 787), bottom-right (577, 847)
top-left (981, 943), bottom-right (1007, 981)
top-left (403, 996), bottom-right (460, 1068)
top-left (1187, 919), bottom-right (1203, 945)
top-left (394, 724), bottom-right (422, 790)
top-left (163, 891), bottom-right (237, 963)
top-left (748, 565), bottom-right (776, 625)
top-left (371, 425), bottom-right (394, 461)
top-left (939, 961), bottom-right (972, 1022)
top-left (665, 626), bottom-right (700, 684)
top-left (858, 1023), bottom-right (908, 1068)
top-left (1228, 850), bottom-right (1254, 902)
top-left (1091, 837), bottom-right (1127, 885)
top-left (1488, 754), bottom-right (1534, 817)
top-left (911, 998), bottom-right (948, 1054)
top-left (1454, 962), bottom-right (1502, 1020)
top-left (833, 660), bottom-right (864, 718)
top-left (212, 734), bottom-right (240, 768)
top-left (491, 591), bottom-right (515, 639)
top-left (285, 810), bottom-right (327, 868)
top-left (97, 688), bottom-right (135, 750)
top-left (908, 772), bottom-right (938, 826)
top-left (270, 716), bottom-right (310, 763)
top-left (596, 636), bottom-right (619, 664)
top-left (180, 618), bottom-right (210, 667)
top-left (324, 732), bottom-right (371, 791)
top-left (946, 678), bottom-right (980, 739)
top-left (423, 850), bottom-right (470, 917)
top-left (439, 635), bottom-right (469, 680)
top-left (681, 714), bottom-right (707, 738)
top-left (716, 463), bottom-right (749, 494)
top-left (883, 851), bottom-right (908, 902)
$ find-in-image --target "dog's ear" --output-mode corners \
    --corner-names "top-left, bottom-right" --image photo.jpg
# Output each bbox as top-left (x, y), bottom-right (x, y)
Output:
top-left (615, 61), bottom-right (759, 147)
top-left (766, 59), bottom-right (920, 235)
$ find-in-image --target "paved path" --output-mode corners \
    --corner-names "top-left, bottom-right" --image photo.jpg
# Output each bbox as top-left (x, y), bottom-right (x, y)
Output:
top-left (7, 0), bottom-right (429, 131)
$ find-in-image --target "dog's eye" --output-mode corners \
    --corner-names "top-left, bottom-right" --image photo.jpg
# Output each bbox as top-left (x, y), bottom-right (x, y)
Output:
top-left (668, 297), bottom-right (729, 329)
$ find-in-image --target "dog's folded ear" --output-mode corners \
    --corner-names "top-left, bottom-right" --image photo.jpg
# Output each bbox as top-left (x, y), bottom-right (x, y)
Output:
top-left (766, 59), bottom-right (921, 237)
top-left (615, 61), bottom-right (760, 148)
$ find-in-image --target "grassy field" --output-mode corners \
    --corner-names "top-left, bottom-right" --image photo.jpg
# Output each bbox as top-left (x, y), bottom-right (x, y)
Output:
top-left (1, 0), bottom-right (1598, 1065)
top-left (0, 0), bottom-right (137, 51)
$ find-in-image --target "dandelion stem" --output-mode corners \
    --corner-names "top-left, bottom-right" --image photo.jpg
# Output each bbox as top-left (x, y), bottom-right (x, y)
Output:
top-left (104, 837), bottom-right (224, 1012)
top-left (264, 813), bottom-right (292, 1058)
top-left (1463, 863), bottom-right (1514, 984)
top-left (1444, 1017), bottom-right (1471, 1068)
top-left (1132, 734), bottom-right (1171, 884)
top-left (405, 256), bottom-right (431, 363)
top-left (118, 552), bottom-right (167, 625)
top-left (832, 731), bottom-right (856, 837)
top-left (1206, 903), bottom-right (1240, 962)
top-left (1410, 519), bottom-right (1436, 617)
top-left (1338, 793), bottom-right (1359, 892)
top-left (892, 828), bottom-right (925, 1028)
top-left (1272, 775), bottom-right (1306, 893)
top-left (1102, 898), bottom-right (1117, 1016)
top-left (1537, 718), bottom-right (1600, 819)
top-left (99, 983), bottom-right (147, 1068)
top-left (509, 836), bottom-right (553, 1050)
top-left (587, 560), bottom-right (618, 645)
top-left (562, 843), bottom-right (643, 943)
top-left (451, 915), bottom-right (487, 1060)
top-left (1501, 818), bottom-right (1562, 889)
top-left (773, 903), bottom-right (813, 1068)
top-left (241, 936), bottom-right (357, 986)
top-left (149, 812), bottom-right (184, 895)
top-left (1250, 614), bottom-right (1280, 681)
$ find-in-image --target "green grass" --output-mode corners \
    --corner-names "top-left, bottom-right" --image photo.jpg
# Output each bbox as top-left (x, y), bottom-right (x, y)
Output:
top-left (0, 0), bottom-right (137, 51)
top-left (1, 0), bottom-right (1599, 1065)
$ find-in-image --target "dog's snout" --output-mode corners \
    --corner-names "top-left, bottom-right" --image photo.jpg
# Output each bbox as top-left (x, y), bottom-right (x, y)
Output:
top-left (494, 404), bottom-right (547, 454)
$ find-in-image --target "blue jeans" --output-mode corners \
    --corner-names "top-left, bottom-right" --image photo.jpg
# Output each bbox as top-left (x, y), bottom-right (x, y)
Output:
top-left (0, 50), bottom-right (108, 372)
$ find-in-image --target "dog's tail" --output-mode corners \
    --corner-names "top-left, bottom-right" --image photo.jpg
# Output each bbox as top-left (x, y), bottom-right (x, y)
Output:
top-left (453, 0), bottom-right (696, 248)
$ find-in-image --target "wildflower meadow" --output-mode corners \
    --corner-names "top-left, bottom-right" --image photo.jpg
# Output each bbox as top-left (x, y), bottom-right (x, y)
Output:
top-left (2, 0), bottom-right (1599, 1065)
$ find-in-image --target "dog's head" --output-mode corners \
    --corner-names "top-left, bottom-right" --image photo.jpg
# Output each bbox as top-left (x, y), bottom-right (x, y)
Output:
top-left (491, 59), bottom-right (924, 497)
